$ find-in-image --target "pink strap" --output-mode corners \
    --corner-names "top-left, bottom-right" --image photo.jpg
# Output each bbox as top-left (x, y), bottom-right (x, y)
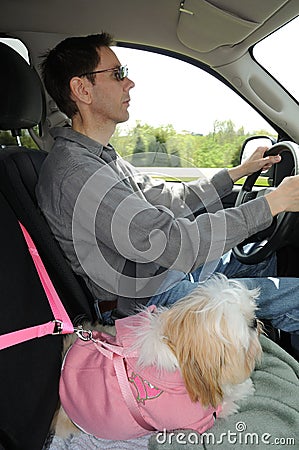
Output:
top-left (113, 354), bottom-right (155, 432)
top-left (0, 223), bottom-right (74, 350)
top-left (93, 338), bottom-right (155, 432)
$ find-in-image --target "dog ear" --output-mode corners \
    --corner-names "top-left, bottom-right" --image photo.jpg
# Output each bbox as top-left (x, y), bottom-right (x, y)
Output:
top-left (163, 304), bottom-right (227, 408)
top-left (161, 275), bottom-right (262, 408)
top-left (180, 343), bottom-right (225, 408)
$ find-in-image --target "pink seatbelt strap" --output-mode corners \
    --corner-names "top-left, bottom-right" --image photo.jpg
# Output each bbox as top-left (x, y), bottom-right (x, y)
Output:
top-left (0, 222), bottom-right (74, 350)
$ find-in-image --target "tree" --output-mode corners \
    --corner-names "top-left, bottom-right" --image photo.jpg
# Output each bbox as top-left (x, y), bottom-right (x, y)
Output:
top-left (110, 119), bottom-right (276, 171)
top-left (0, 131), bottom-right (16, 146)
top-left (148, 139), bottom-right (170, 167)
top-left (133, 136), bottom-right (146, 154)
top-left (0, 130), bottom-right (38, 148)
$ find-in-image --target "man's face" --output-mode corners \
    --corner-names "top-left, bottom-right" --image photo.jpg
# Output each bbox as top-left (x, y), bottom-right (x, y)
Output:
top-left (88, 46), bottom-right (135, 126)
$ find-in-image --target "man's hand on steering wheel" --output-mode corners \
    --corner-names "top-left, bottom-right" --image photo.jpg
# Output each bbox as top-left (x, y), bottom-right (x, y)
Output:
top-left (228, 146), bottom-right (281, 183)
top-left (232, 142), bottom-right (299, 264)
top-left (266, 175), bottom-right (299, 216)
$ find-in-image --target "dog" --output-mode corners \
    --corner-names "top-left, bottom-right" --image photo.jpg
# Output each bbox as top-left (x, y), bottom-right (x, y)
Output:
top-left (52, 274), bottom-right (262, 440)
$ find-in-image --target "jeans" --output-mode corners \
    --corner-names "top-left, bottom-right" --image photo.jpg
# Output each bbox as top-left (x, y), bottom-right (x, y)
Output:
top-left (147, 249), bottom-right (299, 336)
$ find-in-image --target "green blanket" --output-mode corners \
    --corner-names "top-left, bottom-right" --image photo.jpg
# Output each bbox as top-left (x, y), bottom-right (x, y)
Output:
top-left (148, 335), bottom-right (299, 449)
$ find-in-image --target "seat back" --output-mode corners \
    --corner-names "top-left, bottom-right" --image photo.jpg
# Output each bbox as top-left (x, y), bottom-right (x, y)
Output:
top-left (0, 147), bottom-right (94, 321)
top-left (0, 42), bottom-right (93, 449)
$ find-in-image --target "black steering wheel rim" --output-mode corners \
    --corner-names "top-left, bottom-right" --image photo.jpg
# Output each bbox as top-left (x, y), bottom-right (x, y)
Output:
top-left (232, 141), bottom-right (299, 264)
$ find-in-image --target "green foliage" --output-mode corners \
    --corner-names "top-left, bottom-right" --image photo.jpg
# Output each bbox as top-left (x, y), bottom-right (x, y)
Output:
top-left (133, 136), bottom-right (146, 154)
top-left (0, 129), bottom-right (38, 149)
top-left (112, 120), bottom-right (276, 169)
top-left (1, 121), bottom-right (275, 170)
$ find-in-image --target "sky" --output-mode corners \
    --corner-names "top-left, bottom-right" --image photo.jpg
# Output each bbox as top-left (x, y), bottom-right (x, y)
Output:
top-left (253, 16), bottom-right (299, 100)
top-left (3, 16), bottom-right (298, 137)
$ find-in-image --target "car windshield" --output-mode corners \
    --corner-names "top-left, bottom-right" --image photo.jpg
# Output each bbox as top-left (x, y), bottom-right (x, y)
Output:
top-left (254, 16), bottom-right (299, 102)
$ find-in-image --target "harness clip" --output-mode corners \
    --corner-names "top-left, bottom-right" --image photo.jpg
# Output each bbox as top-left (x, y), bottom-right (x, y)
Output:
top-left (74, 326), bottom-right (93, 341)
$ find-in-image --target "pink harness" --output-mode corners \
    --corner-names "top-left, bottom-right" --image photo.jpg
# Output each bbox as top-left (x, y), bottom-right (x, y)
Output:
top-left (59, 311), bottom-right (221, 439)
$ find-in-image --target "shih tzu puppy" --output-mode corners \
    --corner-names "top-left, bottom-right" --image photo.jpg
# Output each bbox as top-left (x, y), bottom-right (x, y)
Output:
top-left (52, 274), bottom-right (262, 440)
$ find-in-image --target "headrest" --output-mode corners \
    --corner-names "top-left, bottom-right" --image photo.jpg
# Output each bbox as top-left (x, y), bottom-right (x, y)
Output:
top-left (0, 43), bottom-right (43, 131)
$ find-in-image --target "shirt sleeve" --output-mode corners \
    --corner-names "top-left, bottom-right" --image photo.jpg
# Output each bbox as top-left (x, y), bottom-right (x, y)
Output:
top-left (66, 158), bottom-right (273, 274)
top-left (130, 168), bottom-right (233, 218)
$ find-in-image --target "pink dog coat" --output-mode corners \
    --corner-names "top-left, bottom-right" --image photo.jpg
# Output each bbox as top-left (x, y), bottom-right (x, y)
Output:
top-left (59, 308), bottom-right (221, 440)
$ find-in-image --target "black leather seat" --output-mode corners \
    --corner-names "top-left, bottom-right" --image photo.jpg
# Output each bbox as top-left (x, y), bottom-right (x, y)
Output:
top-left (0, 42), bottom-right (94, 449)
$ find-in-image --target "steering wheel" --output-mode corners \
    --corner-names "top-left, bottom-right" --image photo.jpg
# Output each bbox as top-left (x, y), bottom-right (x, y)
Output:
top-left (232, 141), bottom-right (299, 264)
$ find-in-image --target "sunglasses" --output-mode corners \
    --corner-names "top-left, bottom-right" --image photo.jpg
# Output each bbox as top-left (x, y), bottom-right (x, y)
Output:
top-left (79, 65), bottom-right (128, 81)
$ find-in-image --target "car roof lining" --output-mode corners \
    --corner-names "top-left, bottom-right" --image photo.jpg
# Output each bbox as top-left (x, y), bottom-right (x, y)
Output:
top-left (1, 0), bottom-right (299, 142)
top-left (0, 0), bottom-right (297, 68)
top-left (177, 0), bottom-right (289, 53)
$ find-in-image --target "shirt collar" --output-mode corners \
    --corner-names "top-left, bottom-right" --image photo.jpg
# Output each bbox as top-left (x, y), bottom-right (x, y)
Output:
top-left (50, 126), bottom-right (114, 157)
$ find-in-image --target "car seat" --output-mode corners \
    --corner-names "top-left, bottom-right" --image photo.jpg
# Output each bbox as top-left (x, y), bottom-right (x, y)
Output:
top-left (0, 42), bottom-right (94, 449)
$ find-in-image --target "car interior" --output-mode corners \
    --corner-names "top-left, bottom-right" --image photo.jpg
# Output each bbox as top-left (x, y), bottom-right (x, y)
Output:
top-left (0, 1), bottom-right (299, 449)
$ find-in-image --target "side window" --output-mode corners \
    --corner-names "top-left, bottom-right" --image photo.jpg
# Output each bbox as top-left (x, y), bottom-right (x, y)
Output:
top-left (0, 38), bottom-right (38, 149)
top-left (0, 37), bottom-right (29, 62)
top-left (111, 47), bottom-right (276, 183)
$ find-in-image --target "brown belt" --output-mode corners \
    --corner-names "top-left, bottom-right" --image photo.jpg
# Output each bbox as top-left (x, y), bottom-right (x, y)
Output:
top-left (98, 300), bottom-right (117, 313)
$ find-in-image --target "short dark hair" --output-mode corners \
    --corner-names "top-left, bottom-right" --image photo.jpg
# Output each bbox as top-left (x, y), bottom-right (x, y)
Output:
top-left (40, 33), bottom-right (114, 118)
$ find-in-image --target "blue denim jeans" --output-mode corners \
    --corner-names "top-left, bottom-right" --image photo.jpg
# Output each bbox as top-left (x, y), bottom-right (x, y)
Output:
top-left (147, 249), bottom-right (299, 336)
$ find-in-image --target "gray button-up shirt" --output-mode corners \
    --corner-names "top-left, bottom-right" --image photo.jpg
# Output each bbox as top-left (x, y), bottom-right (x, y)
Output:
top-left (36, 127), bottom-right (273, 302)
